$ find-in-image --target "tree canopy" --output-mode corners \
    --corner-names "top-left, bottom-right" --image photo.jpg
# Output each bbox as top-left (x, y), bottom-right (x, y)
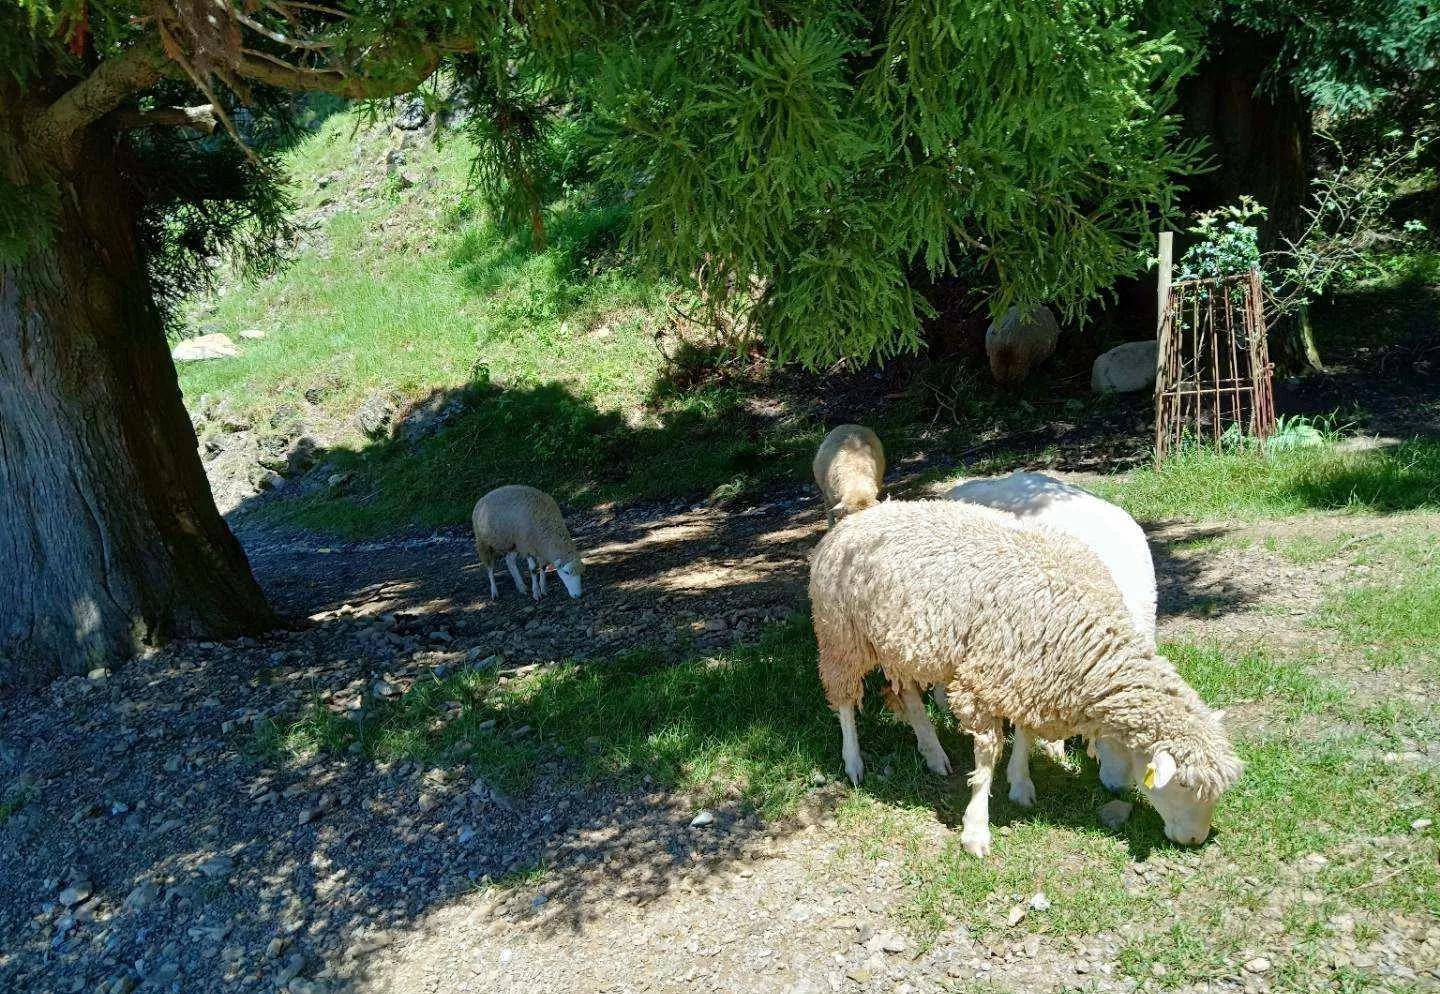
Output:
top-left (4, 0), bottom-right (1202, 367)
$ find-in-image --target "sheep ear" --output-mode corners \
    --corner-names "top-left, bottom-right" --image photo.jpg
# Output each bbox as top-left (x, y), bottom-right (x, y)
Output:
top-left (1144, 750), bottom-right (1177, 789)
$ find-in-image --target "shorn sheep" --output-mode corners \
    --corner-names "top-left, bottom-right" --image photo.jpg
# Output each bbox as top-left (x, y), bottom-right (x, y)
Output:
top-left (809, 500), bottom-right (1240, 857)
top-left (812, 425), bottom-right (885, 527)
top-left (948, 471), bottom-right (1158, 790)
top-left (471, 485), bottom-right (583, 600)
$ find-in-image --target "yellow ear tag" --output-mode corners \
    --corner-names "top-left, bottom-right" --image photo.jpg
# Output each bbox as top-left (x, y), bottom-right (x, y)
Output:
top-left (1143, 764), bottom-right (1157, 789)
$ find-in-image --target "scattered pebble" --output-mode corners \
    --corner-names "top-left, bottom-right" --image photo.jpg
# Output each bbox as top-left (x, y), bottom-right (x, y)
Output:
top-left (689, 810), bottom-right (715, 828)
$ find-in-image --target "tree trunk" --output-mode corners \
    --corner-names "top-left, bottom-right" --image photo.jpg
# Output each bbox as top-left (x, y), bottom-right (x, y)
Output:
top-left (1178, 24), bottom-right (1322, 375)
top-left (1, 128), bottom-right (275, 693)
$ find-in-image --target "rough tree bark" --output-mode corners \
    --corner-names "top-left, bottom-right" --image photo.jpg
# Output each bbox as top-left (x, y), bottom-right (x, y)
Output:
top-left (1179, 26), bottom-right (1323, 374)
top-left (0, 122), bottom-right (275, 692)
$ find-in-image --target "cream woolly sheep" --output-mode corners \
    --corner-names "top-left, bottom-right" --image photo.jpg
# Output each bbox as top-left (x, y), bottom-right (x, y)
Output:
top-left (471, 485), bottom-right (583, 600)
top-left (809, 500), bottom-right (1241, 857)
top-left (948, 471), bottom-right (1158, 791)
top-left (985, 305), bottom-right (1059, 386)
top-left (812, 424), bottom-right (885, 527)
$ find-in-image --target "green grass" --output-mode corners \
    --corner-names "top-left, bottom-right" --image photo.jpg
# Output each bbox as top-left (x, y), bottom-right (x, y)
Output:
top-left (1314, 527), bottom-right (1440, 677)
top-left (1094, 439), bottom-right (1440, 521)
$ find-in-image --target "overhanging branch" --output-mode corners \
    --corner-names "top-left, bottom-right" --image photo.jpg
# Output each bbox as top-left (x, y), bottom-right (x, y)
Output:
top-left (34, 42), bottom-right (173, 152)
top-left (112, 104), bottom-right (220, 134)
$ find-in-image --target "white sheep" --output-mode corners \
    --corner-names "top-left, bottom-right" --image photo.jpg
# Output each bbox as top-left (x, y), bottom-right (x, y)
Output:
top-left (985, 305), bottom-right (1059, 386)
top-left (812, 424), bottom-right (885, 527)
top-left (809, 500), bottom-right (1240, 857)
top-left (948, 471), bottom-right (1158, 791)
top-left (471, 485), bottom-right (583, 600)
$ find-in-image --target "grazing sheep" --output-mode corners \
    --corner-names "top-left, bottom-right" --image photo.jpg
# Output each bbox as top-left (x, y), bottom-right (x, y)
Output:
top-left (985, 305), bottom-right (1059, 386)
top-left (809, 500), bottom-right (1240, 857)
top-left (948, 471), bottom-right (1158, 791)
top-left (813, 424), bottom-right (886, 527)
top-left (471, 485), bottom-right (583, 600)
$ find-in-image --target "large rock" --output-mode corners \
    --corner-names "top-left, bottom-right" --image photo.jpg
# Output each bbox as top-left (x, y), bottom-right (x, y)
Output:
top-left (353, 392), bottom-right (397, 439)
top-left (1091, 340), bottom-right (1159, 394)
top-left (985, 305), bottom-right (1059, 386)
top-left (172, 333), bottom-right (240, 363)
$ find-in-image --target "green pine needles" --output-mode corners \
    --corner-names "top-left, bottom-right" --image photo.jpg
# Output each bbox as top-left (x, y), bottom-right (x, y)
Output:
top-left (572, 0), bottom-right (1200, 367)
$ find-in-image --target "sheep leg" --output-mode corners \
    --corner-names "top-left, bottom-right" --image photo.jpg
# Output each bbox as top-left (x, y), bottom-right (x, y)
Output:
top-left (505, 552), bottom-right (527, 593)
top-left (1038, 737), bottom-right (1067, 763)
top-left (836, 703), bottom-right (864, 785)
top-left (960, 716), bottom-right (1003, 858)
top-left (486, 564), bottom-right (499, 600)
top-left (898, 684), bottom-right (952, 776)
top-left (930, 683), bottom-right (948, 715)
top-left (825, 505), bottom-right (836, 528)
top-left (537, 559), bottom-right (548, 596)
top-left (1095, 737), bottom-right (1133, 791)
top-left (529, 559), bottom-right (542, 600)
top-left (1007, 727), bottom-right (1037, 807)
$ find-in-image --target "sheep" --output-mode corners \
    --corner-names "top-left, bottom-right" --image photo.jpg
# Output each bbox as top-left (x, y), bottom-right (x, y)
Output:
top-left (809, 500), bottom-right (1241, 857)
top-left (985, 305), bottom-right (1059, 386)
top-left (812, 424), bottom-right (885, 527)
top-left (948, 471), bottom-right (1158, 790)
top-left (471, 485), bottom-right (583, 600)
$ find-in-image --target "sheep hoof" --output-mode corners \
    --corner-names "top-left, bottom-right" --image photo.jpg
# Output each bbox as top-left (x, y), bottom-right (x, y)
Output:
top-left (960, 827), bottom-right (992, 858)
top-left (924, 750), bottom-right (953, 777)
top-left (844, 757), bottom-right (865, 786)
top-left (1008, 780), bottom-right (1036, 807)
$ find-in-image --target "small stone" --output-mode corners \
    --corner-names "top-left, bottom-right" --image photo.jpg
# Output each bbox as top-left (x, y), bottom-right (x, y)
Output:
top-left (689, 810), bottom-right (715, 828)
top-left (417, 793), bottom-right (438, 813)
top-left (164, 755), bottom-right (182, 773)
top-left (123, 882), bottom-right (159, 912)
top-left (845, 966), bottom-right (873, 983)
top-left (458, 826), bottom-right (477, 844)
top-left (110, 800), bottom-right (130, 816)
top-left (879, 932), bottom-right (906, 954)
top-left (1410, 818), bottom-right (1433, 831)
top-left (1098, 799), bottom-right (1133, 829)
top-left (198, 855), bottom-right (234, 878)
top-left (1005, 905), bottom-right (1027, 927)
top-left (238, 327), bottom-right (266, 340)
top-left (58, 881), bottom-right (92, 907)
top-left (267, 937), bottom-right (291, 959)
top-left (88, 668), bottom-right (110, 681)
top-left (1029, 892), bottom-right (1051, 911)
top-left (1243, 956), bottom-right (1272, 974)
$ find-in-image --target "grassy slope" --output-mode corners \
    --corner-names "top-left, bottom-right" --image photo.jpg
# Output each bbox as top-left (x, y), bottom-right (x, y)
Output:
top-left (178, 108), bottom-right (848, 535)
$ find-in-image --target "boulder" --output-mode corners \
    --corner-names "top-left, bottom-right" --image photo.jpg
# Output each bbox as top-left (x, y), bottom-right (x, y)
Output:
top-left (353, 392), bottom-right (397, 439)
top-left (1091, 340), bottom-right (1159, 394)
top-left (172, 333), bottom-right (240, 363)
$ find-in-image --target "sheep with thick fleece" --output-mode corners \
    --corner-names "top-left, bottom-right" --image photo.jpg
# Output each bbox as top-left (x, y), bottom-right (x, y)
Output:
top-left (813, 424), bottom-right (885, 527)
top-left (471, 485), bottom-right (583, 600)
top-left (809, 500), bottom-right (1240, 857)
top-left (948, 471), bottom-right (1157, 790)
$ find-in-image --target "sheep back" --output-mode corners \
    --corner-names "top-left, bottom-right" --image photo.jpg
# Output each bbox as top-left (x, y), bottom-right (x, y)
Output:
top-left (985, 305), bottom-right (1059, 386)
top-left (471, 485), bottom-right (578, 566)
top-left (809, 499), bottom-right (1137, 738)
top-left (947, 472), bottom-right (1157, 648)
top-left (813, 424), bottom-right (885, 514)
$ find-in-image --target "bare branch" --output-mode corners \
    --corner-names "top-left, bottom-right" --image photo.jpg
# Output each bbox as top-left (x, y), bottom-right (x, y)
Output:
top-left (112, 104), bottom-right (219, 134)
top-left (221, 0), bottom-right (337, 50)
top-left (34, 42), bottom-right (173, 152)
